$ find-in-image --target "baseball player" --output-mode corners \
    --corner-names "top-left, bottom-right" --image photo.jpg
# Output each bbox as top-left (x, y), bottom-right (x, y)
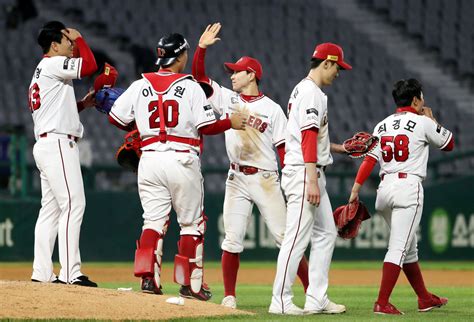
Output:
top-left (269, 43), bottom-right (351, 315)
top-left (192, 23), bottom-right (309, 310)
top-left (29, 21), bottom-right (98, 286)
top-left (109, 33), bottom-right (245, 300)
top-left (348, 79), bottom-right (453, 315)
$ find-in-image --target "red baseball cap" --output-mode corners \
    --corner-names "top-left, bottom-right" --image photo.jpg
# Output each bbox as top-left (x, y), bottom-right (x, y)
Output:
top-left (224, 56), bottom-right (263, 80)
top-left (93, 63), bottom-right (119, 92)
top-left (312, 43), bottom-right (352, 70)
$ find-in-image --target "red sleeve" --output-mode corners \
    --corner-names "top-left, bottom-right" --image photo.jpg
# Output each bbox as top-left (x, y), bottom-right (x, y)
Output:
top-left (75, 37), bottom-right (98, 78)
top-left (199, 119), bottom-right (231, 135)
top-left (77, 100), bottom-right (85, 113)
top-left (301, 127), bottom-right (318, 163)
top-left (192, 46), bottom-right (210, 83)
top-left (108, 115), bottom-right (134, 131)
top-left (441, 136), bottom-right (454, 151)
top-left (277, 143), bottom-right (285, 168)
top-left (355, 155), bottom-right (377, 185)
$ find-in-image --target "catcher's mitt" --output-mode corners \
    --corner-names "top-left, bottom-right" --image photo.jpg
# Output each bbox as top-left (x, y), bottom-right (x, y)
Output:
top-left (95, 87), bottom-right (125, 114)
top-left (343, 132), bottom-right (378, 158)
top-left (116, 129), bottom-right (142, 172)
top-left (333, 197), bottom-right (371, 239)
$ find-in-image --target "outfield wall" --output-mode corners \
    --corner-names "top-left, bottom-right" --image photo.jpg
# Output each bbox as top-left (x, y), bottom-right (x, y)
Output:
top-left (0, 176), bottom-right (473, 261)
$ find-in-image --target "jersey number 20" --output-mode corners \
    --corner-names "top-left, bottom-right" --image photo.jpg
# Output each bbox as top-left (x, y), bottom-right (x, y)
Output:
top-left (28, 83), bottom-right (41, 112)
top-left (381, 135), bottom-right (409, 162)
top-left (148, 99), bottom-right (179, 129)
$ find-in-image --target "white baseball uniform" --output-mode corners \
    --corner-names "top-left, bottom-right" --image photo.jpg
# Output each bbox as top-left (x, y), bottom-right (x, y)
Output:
top-left (29, 55), bottom-right (86, 283)
top-left (369, 108), bottom-right (452, 266)
top-left (110, 71), bottom-right (216, 236)
top-left (270, 78), bottom-right (337, 313)
top-left (206, 79), bottom-right (288, 254)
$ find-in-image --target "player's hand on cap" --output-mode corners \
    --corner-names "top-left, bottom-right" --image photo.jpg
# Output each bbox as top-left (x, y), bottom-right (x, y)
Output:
top-left (199, 23), bottom-right (221, 49)
top-left (230, 112), bottom-right (247, 130)
top-left (62, 28), bottom-right (82, 41)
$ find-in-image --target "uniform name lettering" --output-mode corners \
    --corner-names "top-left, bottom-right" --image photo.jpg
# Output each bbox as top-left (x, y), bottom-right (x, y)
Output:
top-left (247, 115), bottom-right (268, 133)
top-left (142, 86), bottom-right (153, 97)
top-left (174, 86), bottom-right (185, 98)
top-left (35, 68), bottom-right (42, 79)
top-left (377, 123), bottom-right (387, 134)
top-left (404, 120), bottom-right (417, 132)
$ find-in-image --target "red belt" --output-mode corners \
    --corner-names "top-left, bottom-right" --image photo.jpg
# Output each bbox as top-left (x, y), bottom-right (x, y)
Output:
top-left (381, 172), bottom-right (407, 181)
top-left (141, 134), bottom-right (200, 148)
top-left (230, 163), bottom-right (261, 175)
top-left (39, 133), bottom-right (78, 142)
top-left (144, 149), bottom-right (193, 154)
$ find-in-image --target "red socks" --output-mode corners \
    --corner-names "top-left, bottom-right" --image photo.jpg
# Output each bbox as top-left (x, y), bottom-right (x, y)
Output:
top-left (377, 262), bottom-right (401, 305)
top-left (222, 251), bottom-right (240, 297)
top-left (297, 255), bottom-right (309, 293)
top-left (403, 261), bottom-right (431, 300)
top-left (139, 229), bottom-right (160, 248)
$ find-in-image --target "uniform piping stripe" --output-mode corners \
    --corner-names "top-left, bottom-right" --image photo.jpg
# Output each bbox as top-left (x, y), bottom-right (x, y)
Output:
top-left (58, 139), bottom-right (72, 283)
top-left (439, 132), bottom-right (452, 150)
top-left (300, 124), bottom-right (319, 131)
top-left (398, 182), bottom-right (421, 266)
top-left (196, 119), bottom-right (216, 129)
top-left (274, 139), bottom-right (285, 147)
top-left (109, 111), bottom-right (127, 126)
top-left (279, 168), bottom-right (306, 314)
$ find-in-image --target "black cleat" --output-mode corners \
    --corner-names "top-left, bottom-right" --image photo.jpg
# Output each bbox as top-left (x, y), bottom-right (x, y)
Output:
top-left (53, 278), bottom-right (66, 284)
top-left (179, 284), bottom-right (212, 301)
top-left (71, 275), bottom-right (97, 287)
top-left (31, 279), bottom-right (41, 283)
top-left (141, 277), bottom-right (162, 295)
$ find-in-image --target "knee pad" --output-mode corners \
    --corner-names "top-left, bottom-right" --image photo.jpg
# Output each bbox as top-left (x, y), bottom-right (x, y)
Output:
top-left (174, 235), bottom-right (204, 293)
top-left (134, 230), bottom-right (164, 287)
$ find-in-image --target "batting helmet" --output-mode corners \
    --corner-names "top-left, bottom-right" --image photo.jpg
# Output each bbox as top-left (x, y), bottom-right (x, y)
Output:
top-left (155, 33), bottom-right (190, 67)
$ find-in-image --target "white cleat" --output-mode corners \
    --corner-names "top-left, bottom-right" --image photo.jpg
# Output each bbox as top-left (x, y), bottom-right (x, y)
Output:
top-left (269, 303), bottom-right (305, 315)
top-left (221, 295), bottom-right (237, 309)
top-left (305, 301), bottom-right (346, 314)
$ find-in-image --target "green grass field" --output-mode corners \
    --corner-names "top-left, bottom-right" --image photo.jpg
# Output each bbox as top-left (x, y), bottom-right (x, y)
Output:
top-left (91, 261), bottom-right (473, 322)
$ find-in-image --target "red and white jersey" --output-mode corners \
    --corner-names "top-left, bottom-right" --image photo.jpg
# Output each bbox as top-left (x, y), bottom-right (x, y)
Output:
top-left (284, 78), bottom-right (332, 166)
top-left (28, 56), bottom-right (84, 139)
top-left (368, 108), bottom-right (452, 179)
top-left (208, 80), bottom-right (287, 171)
top-left (110, 71), bottom-right (216, 154)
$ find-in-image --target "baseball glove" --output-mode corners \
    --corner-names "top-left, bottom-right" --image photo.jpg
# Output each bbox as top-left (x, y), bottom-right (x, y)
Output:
top-left (95, 87), bottom-right (125, 114)
top-left (333, 197), bottom-right (371, 239)
top-left (343, 132), bottom-right (379, 158)
top-left (115, 129), bottom-right (142, 172)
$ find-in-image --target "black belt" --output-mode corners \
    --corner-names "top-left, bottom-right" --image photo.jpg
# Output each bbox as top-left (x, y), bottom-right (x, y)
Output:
top-left (39, 133), bottom-right (78, 142)
top-left (317, 165), bottom-right (326, 172)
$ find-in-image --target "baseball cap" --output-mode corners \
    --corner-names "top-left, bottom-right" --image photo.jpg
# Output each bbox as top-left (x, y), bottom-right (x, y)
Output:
top-left (312, 42), bottom-right (352, 70)
top-left (224, 56), bottom-right (263, 80)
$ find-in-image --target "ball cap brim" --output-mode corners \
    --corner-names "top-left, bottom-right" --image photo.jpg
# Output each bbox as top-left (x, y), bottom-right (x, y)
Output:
top-left (223, 56), bottom-right (263, 80)
top-left (312, 42), bottom-right (352, 70)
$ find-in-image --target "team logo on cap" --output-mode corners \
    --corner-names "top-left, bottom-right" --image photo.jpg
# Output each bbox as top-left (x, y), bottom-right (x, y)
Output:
top-left (327, 55), bottom-right (339, 61)
top-left (105, 66), bottom-right (110, 75)
top-left (157, 48), bottom-right (166, 57)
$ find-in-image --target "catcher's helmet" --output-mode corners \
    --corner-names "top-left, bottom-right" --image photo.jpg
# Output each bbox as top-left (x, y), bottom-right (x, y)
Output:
top-left (155, 33), bottom-right (189, 67)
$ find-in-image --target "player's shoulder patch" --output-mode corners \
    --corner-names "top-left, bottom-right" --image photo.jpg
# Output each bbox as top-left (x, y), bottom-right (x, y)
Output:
top-left (62, 57), bottom-right (77, 70)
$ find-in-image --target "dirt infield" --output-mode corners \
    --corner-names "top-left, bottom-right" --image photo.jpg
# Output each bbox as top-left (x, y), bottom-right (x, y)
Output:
top-left (0, 281), bottom-right (252, 320)
top-left (1, 265), bottom-right (472, 286)
top-left (1, 265), bottom-right (471, 319)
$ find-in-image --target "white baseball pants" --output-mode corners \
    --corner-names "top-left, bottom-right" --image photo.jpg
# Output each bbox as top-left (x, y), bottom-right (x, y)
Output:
top-left (32, 134), bottom-right (85, 283)
top-left (270, 165), bottom-right (337, 313)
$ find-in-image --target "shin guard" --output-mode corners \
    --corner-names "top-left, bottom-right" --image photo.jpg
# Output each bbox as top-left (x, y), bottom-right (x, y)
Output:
top-left (174, 235), bottom-right (204, 293)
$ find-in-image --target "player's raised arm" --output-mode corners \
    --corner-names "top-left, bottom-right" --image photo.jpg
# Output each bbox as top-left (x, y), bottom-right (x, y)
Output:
top-left (192, 23), bottom-right (221, 83)
top-left (63, 28), bottom-right (97, 78)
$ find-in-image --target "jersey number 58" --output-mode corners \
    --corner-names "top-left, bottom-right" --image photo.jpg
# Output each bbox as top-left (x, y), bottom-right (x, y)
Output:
top-left (381, 135), bottom-right (409, 162)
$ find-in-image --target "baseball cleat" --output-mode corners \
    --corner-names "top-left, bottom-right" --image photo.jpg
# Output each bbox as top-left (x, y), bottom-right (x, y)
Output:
top-left (268, 303), bottom-right (305, 315)
top-left (179, 284), bottom-right (212, 301)
top-left (221, 295), bottom-right (237, 309)
top-left (305, 301), bottom-right (346, 314)
top-left (141, 277), bottom-right (162, 295)
top-left (418, 294), bottom-right (448, 312)
top-left (71, 275), bottom-right (98, 287)
top-left (373, 302), bottom-right (404, 315)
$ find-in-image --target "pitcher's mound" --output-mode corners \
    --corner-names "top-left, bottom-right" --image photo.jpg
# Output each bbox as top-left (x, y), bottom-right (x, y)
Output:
top-left (0, 280), bottom-right (252, 320)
